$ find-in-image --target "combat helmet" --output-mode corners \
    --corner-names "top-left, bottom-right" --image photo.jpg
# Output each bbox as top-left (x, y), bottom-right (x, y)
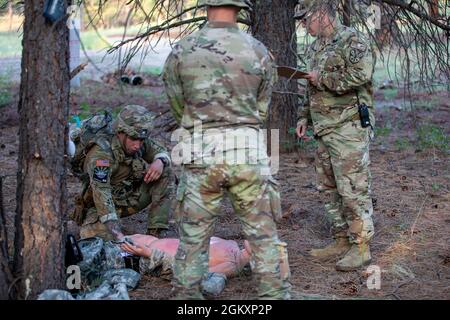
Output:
top-left (294, 0), bottom-right (319, 20)
top-left (115, 105), bottom-right (154, 140)
top-left (200, 0), bottom-right (251, 10)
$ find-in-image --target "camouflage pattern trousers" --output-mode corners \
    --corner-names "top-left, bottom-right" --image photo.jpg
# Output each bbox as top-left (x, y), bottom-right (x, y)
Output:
top-left (172, 162), bottom-right (291, 299)
top-left (315, 120), bottom-right (374, 244)
top-left (80, 167), bottom-right (173, 240)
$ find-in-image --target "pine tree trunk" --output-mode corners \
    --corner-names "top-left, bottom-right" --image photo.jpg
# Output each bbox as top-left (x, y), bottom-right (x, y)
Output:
top-left (13, 0), bottom-right (70, 300)
top-left (428, 0), bottom-right (439, 18)
top-left (375, 5), bottom-right (398, 48)
top-left (250, 0), bottom-right (298, 153)
top-left (0, 176), bottom-right (12, 300)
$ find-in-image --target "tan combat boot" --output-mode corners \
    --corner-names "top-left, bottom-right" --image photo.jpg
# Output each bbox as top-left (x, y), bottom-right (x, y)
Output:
top-left (335, 242), bottom-right (372, 271)
top-left (310, 233), bottom-right (351, 260)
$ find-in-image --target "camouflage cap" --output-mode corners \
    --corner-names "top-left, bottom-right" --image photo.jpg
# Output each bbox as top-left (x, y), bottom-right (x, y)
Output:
top-left (200, 0), bottom-right (250, 10)
top-left (294, 0), bottom-right (317, 20)
top-left (115, 105), bottom-right (154, 139)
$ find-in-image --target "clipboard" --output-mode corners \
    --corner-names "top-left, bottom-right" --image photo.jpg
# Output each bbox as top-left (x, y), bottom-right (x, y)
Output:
top-left (277, 66), bottom-right (309, 79)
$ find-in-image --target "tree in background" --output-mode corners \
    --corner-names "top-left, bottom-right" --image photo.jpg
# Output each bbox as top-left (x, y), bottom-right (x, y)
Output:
top-left (0, 176), bottom-right (13, 299)
top-left (84, 0), bottom-right (449, 149)
top-left (250, 0), bottom-right (298, 152)
top-left (345, 0), bottom-right (449, 86)
top-left (0, 0), bottom-right (70, 300)
top-left (0, 0), bottom-right (448, 300)
top-left (100, 0), bottom-right (299, 151)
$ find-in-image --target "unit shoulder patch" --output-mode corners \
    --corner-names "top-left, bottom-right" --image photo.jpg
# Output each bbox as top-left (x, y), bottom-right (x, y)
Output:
top-left (348, 40), bottom-right (367, 64)
top-left (93, 166), bottom-right (110, 183)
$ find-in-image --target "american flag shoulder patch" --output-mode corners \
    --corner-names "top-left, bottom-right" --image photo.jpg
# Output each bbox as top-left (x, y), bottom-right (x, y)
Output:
top-left (96, 159), bottom-right (110, 167)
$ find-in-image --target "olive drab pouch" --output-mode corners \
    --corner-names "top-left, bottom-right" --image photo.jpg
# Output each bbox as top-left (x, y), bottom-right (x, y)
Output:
top-left (130, 158), bottom-right (147, 182)
top-left (112, 180), bottom-right (135, 207)
top-left (70, 110), bottom-right (114, 178)
top-left (71, 195), bottom-right (87, 226)
top-left (71, 186), bottom-right (94, 226)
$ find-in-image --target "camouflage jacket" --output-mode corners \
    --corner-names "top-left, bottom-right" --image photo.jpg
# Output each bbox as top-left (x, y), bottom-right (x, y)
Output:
top-left (83, 135), bottom-right (170, 223)
top-left (162, 21), bottom-right (276, 132)
top-left (298, 24), bottom-right (376, 136)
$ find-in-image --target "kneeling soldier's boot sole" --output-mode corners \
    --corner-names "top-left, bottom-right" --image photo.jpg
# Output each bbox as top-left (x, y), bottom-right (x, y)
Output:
top-left (335, 258), bottom-right (372, 271)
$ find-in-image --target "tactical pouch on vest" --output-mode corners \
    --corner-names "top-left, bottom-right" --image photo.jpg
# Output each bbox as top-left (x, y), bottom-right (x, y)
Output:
top-left (131, 158), bottom-right (147, 181)
top-left (71, 187), bottom-right (94, 226)
top-left (71, 195), bottom-right (88, 226)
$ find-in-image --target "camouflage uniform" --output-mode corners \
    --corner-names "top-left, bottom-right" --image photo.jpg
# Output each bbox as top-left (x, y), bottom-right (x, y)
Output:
top-left (297, 20), bottom-right (376, 246)
top-left (75, 106), bottom-right (173, 241)
top-left (162, 1), bottom-right (291, 300)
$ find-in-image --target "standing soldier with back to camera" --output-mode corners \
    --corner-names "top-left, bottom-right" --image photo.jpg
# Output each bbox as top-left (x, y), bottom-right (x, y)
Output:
top-left (295, 0), bottom-right (376, 271)
top-left (162, 0), bottom-right (291, 299)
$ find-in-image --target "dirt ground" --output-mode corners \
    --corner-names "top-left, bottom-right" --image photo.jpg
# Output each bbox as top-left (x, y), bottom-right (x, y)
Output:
top-left (0, 77), bottom-right (448, 300)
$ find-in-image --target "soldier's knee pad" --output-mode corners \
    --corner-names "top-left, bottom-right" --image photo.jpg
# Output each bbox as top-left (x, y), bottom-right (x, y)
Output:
top-left (80, 221), bottom-right (114, 241)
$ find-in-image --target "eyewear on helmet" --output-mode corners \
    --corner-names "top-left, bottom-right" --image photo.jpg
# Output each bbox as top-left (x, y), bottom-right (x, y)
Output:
top-left (128, 135), bottom-right (145, 142)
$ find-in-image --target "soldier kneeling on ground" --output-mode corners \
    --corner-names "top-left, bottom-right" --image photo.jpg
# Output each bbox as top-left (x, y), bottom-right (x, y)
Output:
top-left (70, 105), bottom-right (174, 241)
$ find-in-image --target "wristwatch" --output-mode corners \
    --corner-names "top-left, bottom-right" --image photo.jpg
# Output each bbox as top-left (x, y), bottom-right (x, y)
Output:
top-left (156, 157), bottom-right (169, 167)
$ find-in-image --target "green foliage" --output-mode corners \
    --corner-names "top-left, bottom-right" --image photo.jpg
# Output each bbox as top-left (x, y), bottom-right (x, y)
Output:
top-left (417, 124), bottom-right (449, 153)
top-left (288, 127), bottom-right (317, 151)
top-left (375, 125), bottom-right (392, 138)
top-left (72, 103), bottom-right (121, 123)
top-left (0, 1), bottom-right (7, 11)
top-left (413, 96), bottom-right (441, 111)
top-left (76, 102), bottom-right (95, 120)
top-left (142, 66), bottom-right (162, 76)
top-left (79, 30), bottom-right (111, 51)
top-left (79, 102), bottom-right (91, 112)
top-left (382, 88), bottom-right (398, 100)
top-left (394, 137), bottom-right (412, 150)
top-left (431, 183), bottom-right (440, 192)
top-left (0, 31), bottom-right (21, 57)
top-left (111, 105), bottom-right (122, 117)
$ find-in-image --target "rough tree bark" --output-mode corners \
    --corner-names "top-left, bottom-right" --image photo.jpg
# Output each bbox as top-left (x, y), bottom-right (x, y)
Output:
top-left (13, 0), bottom-right (70, 300)
top-left (427, 0), bottom-right (440, 18)
top-left (250, 0), bottom-right (298, 153)
top-left (0, 176), bottom-right (12, 300)
top-left (375, 4), bottom-right (399, 48)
